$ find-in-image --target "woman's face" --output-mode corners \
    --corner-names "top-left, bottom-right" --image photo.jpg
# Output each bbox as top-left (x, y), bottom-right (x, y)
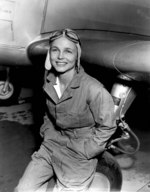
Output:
top-left (50, 37), bottom-right (78, 73)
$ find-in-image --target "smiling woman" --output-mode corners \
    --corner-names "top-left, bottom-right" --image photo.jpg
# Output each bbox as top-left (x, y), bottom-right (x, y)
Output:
top-left (44, 29), bottom-right (82, 97)
top-left (15, 29), bottom-right (120, 192)
top-left (49, 37), bottom-right (78, 75)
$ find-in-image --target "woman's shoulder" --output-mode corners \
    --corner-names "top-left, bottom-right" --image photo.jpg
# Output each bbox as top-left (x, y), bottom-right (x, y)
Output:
top-left (81, 71), bottom-right (112, 100)
top-left (82, 71), bottom-right (104, 90)
top-left (82, 73), bottom-right (113, 105)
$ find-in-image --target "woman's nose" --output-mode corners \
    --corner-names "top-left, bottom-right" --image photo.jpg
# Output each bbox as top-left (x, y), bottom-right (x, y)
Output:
top-left (58, 51), bottom-right (64, 59)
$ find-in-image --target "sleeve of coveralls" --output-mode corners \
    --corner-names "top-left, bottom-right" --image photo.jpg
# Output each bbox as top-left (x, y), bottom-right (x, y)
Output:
top-left (84, 87), bottom-right (116, 159)
top-left (40, 113), bottom-right (53, 138)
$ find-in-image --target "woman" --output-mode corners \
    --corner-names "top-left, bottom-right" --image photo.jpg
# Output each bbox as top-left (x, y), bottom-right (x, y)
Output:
top-left (15, 29), bottom-right (116, 192)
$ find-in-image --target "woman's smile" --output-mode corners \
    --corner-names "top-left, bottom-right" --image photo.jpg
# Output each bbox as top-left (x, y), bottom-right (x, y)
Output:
top-left (56, 61), bottom-right (67, 65)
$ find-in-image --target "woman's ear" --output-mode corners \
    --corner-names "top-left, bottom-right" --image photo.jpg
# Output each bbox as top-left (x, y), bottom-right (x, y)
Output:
top-left (45, 50), bottom-right (52, 70)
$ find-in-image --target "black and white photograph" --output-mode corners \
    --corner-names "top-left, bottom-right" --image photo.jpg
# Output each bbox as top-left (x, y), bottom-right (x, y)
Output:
top-left (0, 0), bottom-right (150, 191)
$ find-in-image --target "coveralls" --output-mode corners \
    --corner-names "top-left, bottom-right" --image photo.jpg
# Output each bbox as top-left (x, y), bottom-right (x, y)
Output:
top-left (16, 66), bottom-right (116, 192)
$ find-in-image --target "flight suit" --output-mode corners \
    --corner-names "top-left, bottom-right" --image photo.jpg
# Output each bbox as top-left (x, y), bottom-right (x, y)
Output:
top-left (16, 66), bottom-right (116, 192)
top-left (41, 66), bottom-right (116, 190)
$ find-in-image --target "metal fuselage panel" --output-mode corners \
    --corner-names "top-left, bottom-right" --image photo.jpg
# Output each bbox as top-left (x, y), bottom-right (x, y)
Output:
top-left (0, 0), bottom-right (45, 46)
top-left (0, 0), bottom-right (45, 66)
top-left (1, 0), bottom-right (150, 70)
top-left (42, 0), bottom-right (150, 36)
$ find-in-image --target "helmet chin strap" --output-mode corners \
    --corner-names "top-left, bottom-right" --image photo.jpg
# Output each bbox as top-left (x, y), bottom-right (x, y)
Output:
top-left (45, 51), bottom-right (51, 70)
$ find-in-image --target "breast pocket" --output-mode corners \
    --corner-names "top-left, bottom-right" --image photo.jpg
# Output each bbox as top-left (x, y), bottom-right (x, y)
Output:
top-left (59, 107), bottom-right (95, 129)
top-left (58, 112), bottom-right (80, 129)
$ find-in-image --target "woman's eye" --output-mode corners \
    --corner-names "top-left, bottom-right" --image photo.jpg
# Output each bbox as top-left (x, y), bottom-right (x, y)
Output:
top-left (51, 48), bottom-right (57, 52)
top-left (65, 49), bottom-right (72, 53)
top-left (50, 47), bottom-right (59, 52)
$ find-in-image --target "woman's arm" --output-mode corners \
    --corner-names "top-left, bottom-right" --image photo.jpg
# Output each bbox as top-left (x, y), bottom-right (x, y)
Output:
top-left (40, 113), bottom-right (54, 138)
top-left (84, 86), bottom-right (116, 159)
